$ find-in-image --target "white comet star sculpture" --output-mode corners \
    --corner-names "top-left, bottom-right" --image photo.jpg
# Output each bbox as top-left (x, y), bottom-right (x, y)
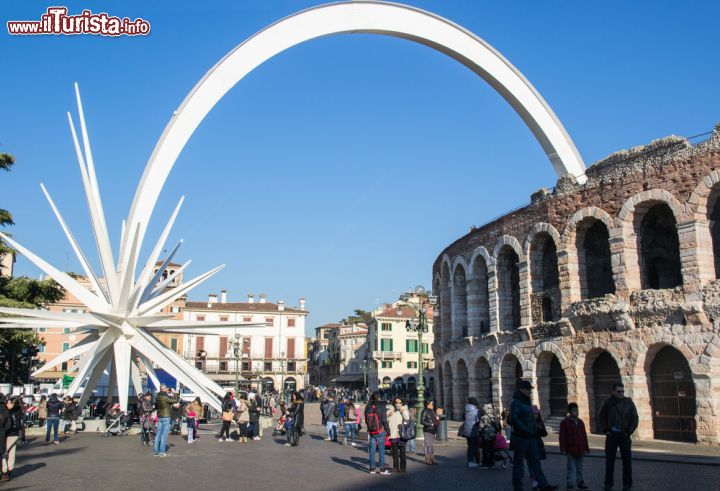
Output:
top-left (0, 85), bottom-right (260, 412)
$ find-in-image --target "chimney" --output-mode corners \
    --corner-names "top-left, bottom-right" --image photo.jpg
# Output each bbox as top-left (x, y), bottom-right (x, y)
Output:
top-left (259, 294), bottom-right (267, 304)
top-left (220, 289), bottom-right (227, 303)
top-left (299, 298), bottom-right (306, 310)
top-left (208, 293), bottom-right (218, 308)
top-left (277, 300), bottom-right (285, 311)
top-left (247, 293), bottom-right (255, 304)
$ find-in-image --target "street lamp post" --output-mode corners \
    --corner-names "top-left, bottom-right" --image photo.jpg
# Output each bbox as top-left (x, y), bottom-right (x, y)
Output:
top-left (231, 333), bottom-right (242, 394)
top-left (399, 288), bottom-right (437, 441)
top-left (362, 359), bottom-right (368, 398)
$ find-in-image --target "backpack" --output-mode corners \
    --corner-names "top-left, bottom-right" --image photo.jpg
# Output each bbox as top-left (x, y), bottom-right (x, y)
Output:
top-left (481, 420), bottom-right (498, 441)
top-left (333, 403), bottom-right (339, 418)
top-left (365, 405), bottom-right (382, 435)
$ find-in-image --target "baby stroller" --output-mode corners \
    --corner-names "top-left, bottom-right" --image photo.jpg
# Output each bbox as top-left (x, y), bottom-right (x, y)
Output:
top-left (103, 411), bottom-right (133, 437)
top-left (493, 432), bottom-right (513, 468)
top-left (273, 416), bottom-right (287, 436)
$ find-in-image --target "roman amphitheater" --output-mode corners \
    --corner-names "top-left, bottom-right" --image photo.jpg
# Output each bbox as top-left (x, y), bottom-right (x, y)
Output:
top-left (431, 125), bottom-right (720, 445)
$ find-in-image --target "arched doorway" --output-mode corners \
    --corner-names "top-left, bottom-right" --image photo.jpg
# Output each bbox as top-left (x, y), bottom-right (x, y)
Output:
top-left (407, 376), bottom-right (417, 398)
top-left (549, 356), bottom-right (568, 416)
top-left (263, 377), bottom-right (275, 392)
top-left (443, 361), bottom-right (454, 418)
top-left (455, 359), bottom-right (469, 420)
top-left (470, 256), bottom-right (491, 335)
top-left (284, 376), bottom-right (296, 393)
top-left (590, 351), bottom-right (621, 434)
top-left (501, 355), bottom-right (523, 410)
top-left (649, 346), bottom-right (697, 443)
top-left (475, 357), bottom-right (492, 407)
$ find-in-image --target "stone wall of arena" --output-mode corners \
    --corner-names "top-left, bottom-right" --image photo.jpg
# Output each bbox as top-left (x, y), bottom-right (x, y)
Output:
top-left (431, 124), bottom-right (720, 445)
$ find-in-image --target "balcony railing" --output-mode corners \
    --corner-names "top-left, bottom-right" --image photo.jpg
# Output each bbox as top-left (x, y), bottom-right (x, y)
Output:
top-left (372, 351), bottom-right (403, 360)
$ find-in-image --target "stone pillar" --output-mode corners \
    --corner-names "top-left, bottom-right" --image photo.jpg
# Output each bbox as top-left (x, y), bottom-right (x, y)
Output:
top-left (488, 266), bottom-right (500, 333)
top-left (518, 260), bottom-right (532, 327)
top-left (610, 226), bottom-right (633, 300)
top-left (557, 247), bottom-right (578, 314)
top-left (678, 220), bottom-right (714, 292)
top-left (440, 281), bottom-right (452, 343)
top-left (452, 377), bottom-right (468, 420)
top-left (466, 277), bottom-right (481, 337)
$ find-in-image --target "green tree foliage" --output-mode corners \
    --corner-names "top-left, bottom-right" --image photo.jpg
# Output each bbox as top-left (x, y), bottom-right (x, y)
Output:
top-left (0, 151), bottom-right (65, 383)
top-left (340, 309), bottom-right (373, 325)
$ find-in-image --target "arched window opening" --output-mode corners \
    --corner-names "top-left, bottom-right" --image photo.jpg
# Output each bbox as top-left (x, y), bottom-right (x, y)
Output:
top-left (639, 204), bottom-right (682, 290)
top-left (497, 245), bottom-right (521, 330)
top-left (577, 218), bottom-right (615, 299)
top-left (529, 232), bottom-right (560, 323)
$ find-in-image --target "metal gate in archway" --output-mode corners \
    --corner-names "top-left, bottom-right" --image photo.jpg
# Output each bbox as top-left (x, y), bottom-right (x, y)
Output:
top-left (650, 347), bottom-right (697, 443)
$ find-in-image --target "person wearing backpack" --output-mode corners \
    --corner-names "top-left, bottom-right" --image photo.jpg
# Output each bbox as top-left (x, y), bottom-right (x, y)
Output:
top-left (365, 391), bottom-right (391, 474)
top-left (421, 399), bottom-right (440, 465)
top-left (479, 403), bottom-right (501, 468)
top-left (323, 395), bottom-right (339, 442)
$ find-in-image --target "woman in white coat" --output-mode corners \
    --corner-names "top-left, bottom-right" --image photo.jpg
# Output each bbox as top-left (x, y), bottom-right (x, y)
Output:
top-left (387, 397), bottom-right (410, 473)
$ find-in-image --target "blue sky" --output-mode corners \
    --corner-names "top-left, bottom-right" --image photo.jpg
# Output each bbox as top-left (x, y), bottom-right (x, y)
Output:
top-left (2, 1), bottom-right (719, 336)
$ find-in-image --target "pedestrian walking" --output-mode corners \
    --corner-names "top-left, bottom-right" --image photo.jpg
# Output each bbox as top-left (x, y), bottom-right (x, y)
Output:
top-left (219, 392), bottom-right (234, 442)
top-left (598, 382), bottom-right (638, 491)
top-left (323, 395), bottom-right (339, 442)
top-left (343, 400), bottom-right (359, 446)
top-left (1, 396), bottom-right (22, 482)
top-left (421, 400), bottom-right (440, 465)
top-left (529, 405), bottom-right (549, 487)
top-left (38, 395), bottom-right (47, 428)
top-left (510, 380), bottom-right (557, 491)
top-left (284, 391), bottom-right (304, 447)
top-left (559, 402), bottom-right (589, 490)
top-left (388, 397), bottom-right (409, 473)
top-left (153, 385), bottom-right (179, 456)
top-left (338, 397), bottom-right (346, 428)
top-left (460, 397), bottom-right (481, 468)
top-left (479, 403), bottom-right (501, 468)
top-left (365, 391), bottom-right (391, 474)
top-left (45, 393), bottom-right (63, 445)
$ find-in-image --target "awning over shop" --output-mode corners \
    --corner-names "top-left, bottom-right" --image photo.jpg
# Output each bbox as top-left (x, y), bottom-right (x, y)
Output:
top-left (332, 374), bottom-right (364, 383)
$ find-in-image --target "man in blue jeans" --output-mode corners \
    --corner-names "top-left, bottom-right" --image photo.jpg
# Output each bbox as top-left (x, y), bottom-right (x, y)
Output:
top-left (364, 392), bottom-right (391, 474)
top-left (153, 385), bottom-right (179, 457)
top-left (45, 393), bottom-right (64, 445)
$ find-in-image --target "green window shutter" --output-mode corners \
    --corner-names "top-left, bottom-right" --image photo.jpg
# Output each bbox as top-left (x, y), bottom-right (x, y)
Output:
top-left (422, 343), bottom-right (429, 354)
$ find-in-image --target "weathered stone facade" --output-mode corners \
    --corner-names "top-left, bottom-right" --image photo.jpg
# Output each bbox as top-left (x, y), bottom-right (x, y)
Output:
top-left (432, 125), bottom-right (720, 445)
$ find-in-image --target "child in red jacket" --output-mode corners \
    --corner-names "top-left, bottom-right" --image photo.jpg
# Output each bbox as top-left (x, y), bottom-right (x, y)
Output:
top-left (559, 403), bottom-right (589, 490)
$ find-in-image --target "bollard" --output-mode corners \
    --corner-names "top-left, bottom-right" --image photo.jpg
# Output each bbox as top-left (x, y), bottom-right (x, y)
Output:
top-left (437, 414), bottom-right (448, 441)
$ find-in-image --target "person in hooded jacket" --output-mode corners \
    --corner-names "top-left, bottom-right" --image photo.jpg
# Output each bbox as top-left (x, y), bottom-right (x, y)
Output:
top-left (479, 403), bottom-right (501, 468)
top-left (138, 392), bottom-right (154, 446)
top-left (461, 397), bottom-right (481, 468)
top-left (45, 393), bottom-right (64, 445)
top-left (510, 380), bottom-right (557, 491)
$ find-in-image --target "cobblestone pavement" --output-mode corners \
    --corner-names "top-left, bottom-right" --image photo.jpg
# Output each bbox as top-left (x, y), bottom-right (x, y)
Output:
top-left (9, 403), bottom-right (719, 490)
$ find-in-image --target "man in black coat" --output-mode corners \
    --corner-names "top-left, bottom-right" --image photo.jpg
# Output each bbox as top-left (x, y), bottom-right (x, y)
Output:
top-left (598, 382), bottom-right (639, 491)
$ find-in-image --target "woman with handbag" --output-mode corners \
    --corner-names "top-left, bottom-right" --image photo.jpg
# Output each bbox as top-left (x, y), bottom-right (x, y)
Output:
top-left (460, 397), bottom-right (481, 468)
top-left (421, 400), bottom-right (440, 465)
top-left (387, 397), bottom-right (410, 473)
top-left (219, 392), bottom-right (234, 442)
top-left (284, 391), bottom-right (304, 447)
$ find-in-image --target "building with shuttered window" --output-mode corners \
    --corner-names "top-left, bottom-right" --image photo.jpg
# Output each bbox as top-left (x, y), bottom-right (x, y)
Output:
top-left (182, 292), bottom-right (308, 393)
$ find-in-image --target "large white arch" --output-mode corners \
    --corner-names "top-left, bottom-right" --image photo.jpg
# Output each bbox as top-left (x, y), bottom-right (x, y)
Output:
top-left (119, 0), bottom-right (586, 268)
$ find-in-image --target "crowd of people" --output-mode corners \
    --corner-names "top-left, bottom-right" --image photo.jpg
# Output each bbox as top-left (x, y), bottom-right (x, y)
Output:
top-left (0, 378), bottom-right (641, 489)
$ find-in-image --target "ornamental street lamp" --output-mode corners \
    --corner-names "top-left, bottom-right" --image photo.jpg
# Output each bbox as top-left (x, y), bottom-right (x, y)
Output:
top-left (398, 287), bottom-right (437, 440)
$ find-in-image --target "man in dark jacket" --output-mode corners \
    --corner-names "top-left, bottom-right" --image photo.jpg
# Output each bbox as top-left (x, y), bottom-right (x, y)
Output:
top-left (510, 380), bottom-right (557, 491)
top-left (45, 393), bottom-right (64, 445)
top-left (598, 382), bottom-right (639, 490)
top-left (153, 385), bottom-right (179, 456)
top-left (323, 395), bottom-right (339, 442)
top-left (248, 396), bottom-right (261, 440)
